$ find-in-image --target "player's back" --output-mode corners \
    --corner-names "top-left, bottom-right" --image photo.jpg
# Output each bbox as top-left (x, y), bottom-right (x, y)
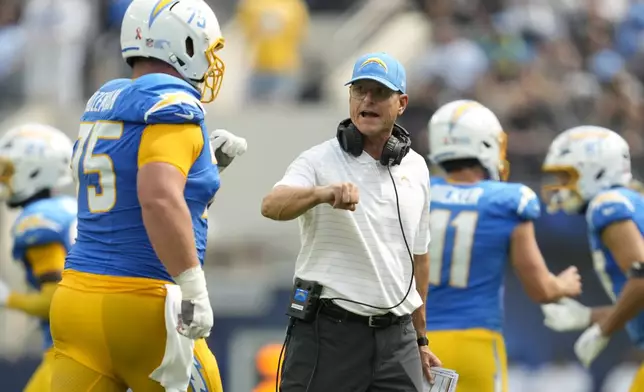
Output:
top-left (587, 186), bottom-right (644, 348)
top-left (66, 74), bottom-right (220, 282)
top-left (427, 177), bottom-right (540, 332)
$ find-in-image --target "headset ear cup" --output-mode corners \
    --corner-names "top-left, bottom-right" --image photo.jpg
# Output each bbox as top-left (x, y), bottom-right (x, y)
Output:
top-left (380, 124), bottom-right (412, 166)
top-left (336, 119), bottom-right (364, 157)
top-left (380, 137), bottom-right (396, 166)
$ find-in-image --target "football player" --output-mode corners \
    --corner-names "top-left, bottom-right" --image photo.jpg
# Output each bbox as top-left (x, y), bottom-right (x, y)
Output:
top-left (0, 123), bottom-right (76, 392)
top-left (425, 100), bottom-right (582, 392)
top-left (49, 0), bottom-right (246, 391)
top-left (540, 126), bottom-right (644, 391)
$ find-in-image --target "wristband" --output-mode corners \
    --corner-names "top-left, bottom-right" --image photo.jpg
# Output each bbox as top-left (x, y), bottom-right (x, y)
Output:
top-left (173, 265), bottom-right (208, 299)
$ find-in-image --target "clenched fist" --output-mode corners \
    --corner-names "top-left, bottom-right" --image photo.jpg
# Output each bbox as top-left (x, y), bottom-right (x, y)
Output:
top-left (556, 266), bottom-right (582, 297)
top-left (321, 182), bottom-right (359, 211)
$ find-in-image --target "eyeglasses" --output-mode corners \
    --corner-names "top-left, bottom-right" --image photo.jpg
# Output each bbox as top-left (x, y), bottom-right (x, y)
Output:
top-left (349, 84), bottom-right (397, 101)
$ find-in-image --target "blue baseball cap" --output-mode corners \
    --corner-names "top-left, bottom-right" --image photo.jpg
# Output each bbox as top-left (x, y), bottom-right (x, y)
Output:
top-left (345, 52), bottom-right (407, 94)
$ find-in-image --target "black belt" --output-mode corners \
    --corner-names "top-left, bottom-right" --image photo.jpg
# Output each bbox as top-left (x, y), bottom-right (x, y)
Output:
top-left (319, 301), bottom-right (411, 328)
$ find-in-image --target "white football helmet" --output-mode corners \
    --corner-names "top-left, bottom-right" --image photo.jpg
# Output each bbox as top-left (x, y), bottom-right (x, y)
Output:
top-left (0, 123), bottom-right (73, 206)
top-left (542, 126), bottom-right (631, 214)
top-left (120, 0), bottom-right (225, 103)
top-left (428, 100), bottom-right (509, 181)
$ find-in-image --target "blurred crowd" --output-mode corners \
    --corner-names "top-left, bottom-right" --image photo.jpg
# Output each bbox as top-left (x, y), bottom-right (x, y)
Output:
top-left (4, 0), bottom-right (644, 182)
top-left (0, 0), bottom-right (319, 110)
top-left (403, 0), bottom-right (644, 181)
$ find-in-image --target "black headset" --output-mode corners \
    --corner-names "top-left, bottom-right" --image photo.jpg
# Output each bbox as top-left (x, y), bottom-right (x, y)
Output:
top-left (336, 118), bottom-right (412, 167)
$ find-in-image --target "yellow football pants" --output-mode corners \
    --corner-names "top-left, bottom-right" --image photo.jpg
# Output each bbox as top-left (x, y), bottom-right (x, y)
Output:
top-left (50, 270), bottom-right (223, 392)
top-left (630, 363), bottom-right (644, 392)
top-left (23, 348), bottom-right (55, 392)
top-left (427, 328), bottom-right (508, 392)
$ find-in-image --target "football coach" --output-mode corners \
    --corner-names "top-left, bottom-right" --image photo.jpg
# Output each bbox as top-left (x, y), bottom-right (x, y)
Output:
top-left (261, 52), bottom-right (441, 392)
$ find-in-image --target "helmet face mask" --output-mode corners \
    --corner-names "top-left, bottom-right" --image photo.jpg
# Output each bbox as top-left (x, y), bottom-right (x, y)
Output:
top-left (542, 126), bottom-right (632, 214)
top-left (541, 166), bottom-right (584, 214)
top-left (0, 124), bottom-right (73, 206)
top-left (497, 131), bottom-right (510, 181)
top-left (120, 0), bottom-right (226, 103)
top-left (199, 38), bottom-right (225, 103)
top-left (0, 157), bottom-right (15, 201)
top-left (428, 100), bottom-right (509, 181)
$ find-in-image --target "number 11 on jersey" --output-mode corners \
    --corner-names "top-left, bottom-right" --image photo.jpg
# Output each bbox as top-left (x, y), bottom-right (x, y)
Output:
top-left (429, 209), bottom-right (479, 288)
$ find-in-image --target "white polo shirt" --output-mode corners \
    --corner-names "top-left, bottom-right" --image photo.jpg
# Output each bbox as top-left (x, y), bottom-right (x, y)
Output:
top-left (275, 138), bottom-right (431, 316)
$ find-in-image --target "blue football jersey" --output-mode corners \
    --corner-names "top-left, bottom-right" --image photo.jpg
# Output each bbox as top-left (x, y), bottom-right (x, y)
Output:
top-left (587, 187), bottom-right (644, 349)
top-left (426, 177), bottom-right (541, 332)
top-left (11, 196), bottom-right (77, 349)
top-left (65, 74), bottom-right (220, 281)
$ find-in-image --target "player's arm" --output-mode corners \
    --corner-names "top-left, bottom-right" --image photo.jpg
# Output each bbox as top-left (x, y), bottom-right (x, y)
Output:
top-left (596, 220), bottom-right (644, 335)
top-left (590, 306), bottom-right (614, 324)
top-left (137, 124), bottom-right (202, 277)
top-left (4, 243), bottom-right (64, 319)
top-left (509, 186), bottom-right (581, 303)
top-left (572, 214), bottom-right (644, 367)
top-left (510, 221), bottom-right (578, 303)
top-left (542, 192), bottom-right (636, 334)
top-left (140, 92), bottom-right (215, 338)
top-left (261, 154), bottom-right (326, 221)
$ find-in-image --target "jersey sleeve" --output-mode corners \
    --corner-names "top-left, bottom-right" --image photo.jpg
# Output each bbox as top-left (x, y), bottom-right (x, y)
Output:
top-left (490, 183), bottom-right (541, 222)
top-left (133, 75), bottom-right (205, 125)
top-left (586, 190), bottom-right (635, 233)
top-left (274, 152), bottom-right (317, 188)
top-left (12, 212), bottom-right (68, 262)
top-left (138, 124), bottom-right (204, 176)
top-left (25, 243), bottom-right (66, 278)
top-left (515, 185), bottom-right (541, 221)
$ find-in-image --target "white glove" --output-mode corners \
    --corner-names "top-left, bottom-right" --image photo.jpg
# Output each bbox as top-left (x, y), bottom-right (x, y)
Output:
top-left (541, 298), bottom-right (592, 332)
top-left (0, 280), bottom-right (9, 305)
top-left (574, 323), bottom-right (610, 368)
top-left (210, 129), bottom-right (247, 158)
top-left (173, 266), bottom-right (213, 340)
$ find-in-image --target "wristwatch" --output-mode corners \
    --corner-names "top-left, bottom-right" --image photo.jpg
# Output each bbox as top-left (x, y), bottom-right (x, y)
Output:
top-left (417, 336), bottom-right (429, 347)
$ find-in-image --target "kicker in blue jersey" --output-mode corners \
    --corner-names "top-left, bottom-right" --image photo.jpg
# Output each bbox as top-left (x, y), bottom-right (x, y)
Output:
top-left (66, 74), bottom-right (220, 281)
top-left (12, 196), bottom-right (77, 349)
top-left (587, 187), bottom-right (644, 348)
top-left (427, 177), bottom-right (541, 332)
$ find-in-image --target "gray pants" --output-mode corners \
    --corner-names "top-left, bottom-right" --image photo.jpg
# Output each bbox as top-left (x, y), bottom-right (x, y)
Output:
top-left (280, 306), bottom-right (423, 392)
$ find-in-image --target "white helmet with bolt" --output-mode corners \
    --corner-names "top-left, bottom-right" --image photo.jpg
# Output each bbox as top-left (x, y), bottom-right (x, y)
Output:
top-left (542, 126), bottom-right (631, 214)
top-left (120, 0), bottom-right (226, 103)
top-left (428, 100), bottom-right (509, 181)
top-left (0, 123), bottom-right (73, 206)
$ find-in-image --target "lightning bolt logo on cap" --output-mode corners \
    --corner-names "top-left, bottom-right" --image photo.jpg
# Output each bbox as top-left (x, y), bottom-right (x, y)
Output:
top-left (359, 57), bottom-right (388, 72)
top-left (346, 52), bottom-right (407, 93)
